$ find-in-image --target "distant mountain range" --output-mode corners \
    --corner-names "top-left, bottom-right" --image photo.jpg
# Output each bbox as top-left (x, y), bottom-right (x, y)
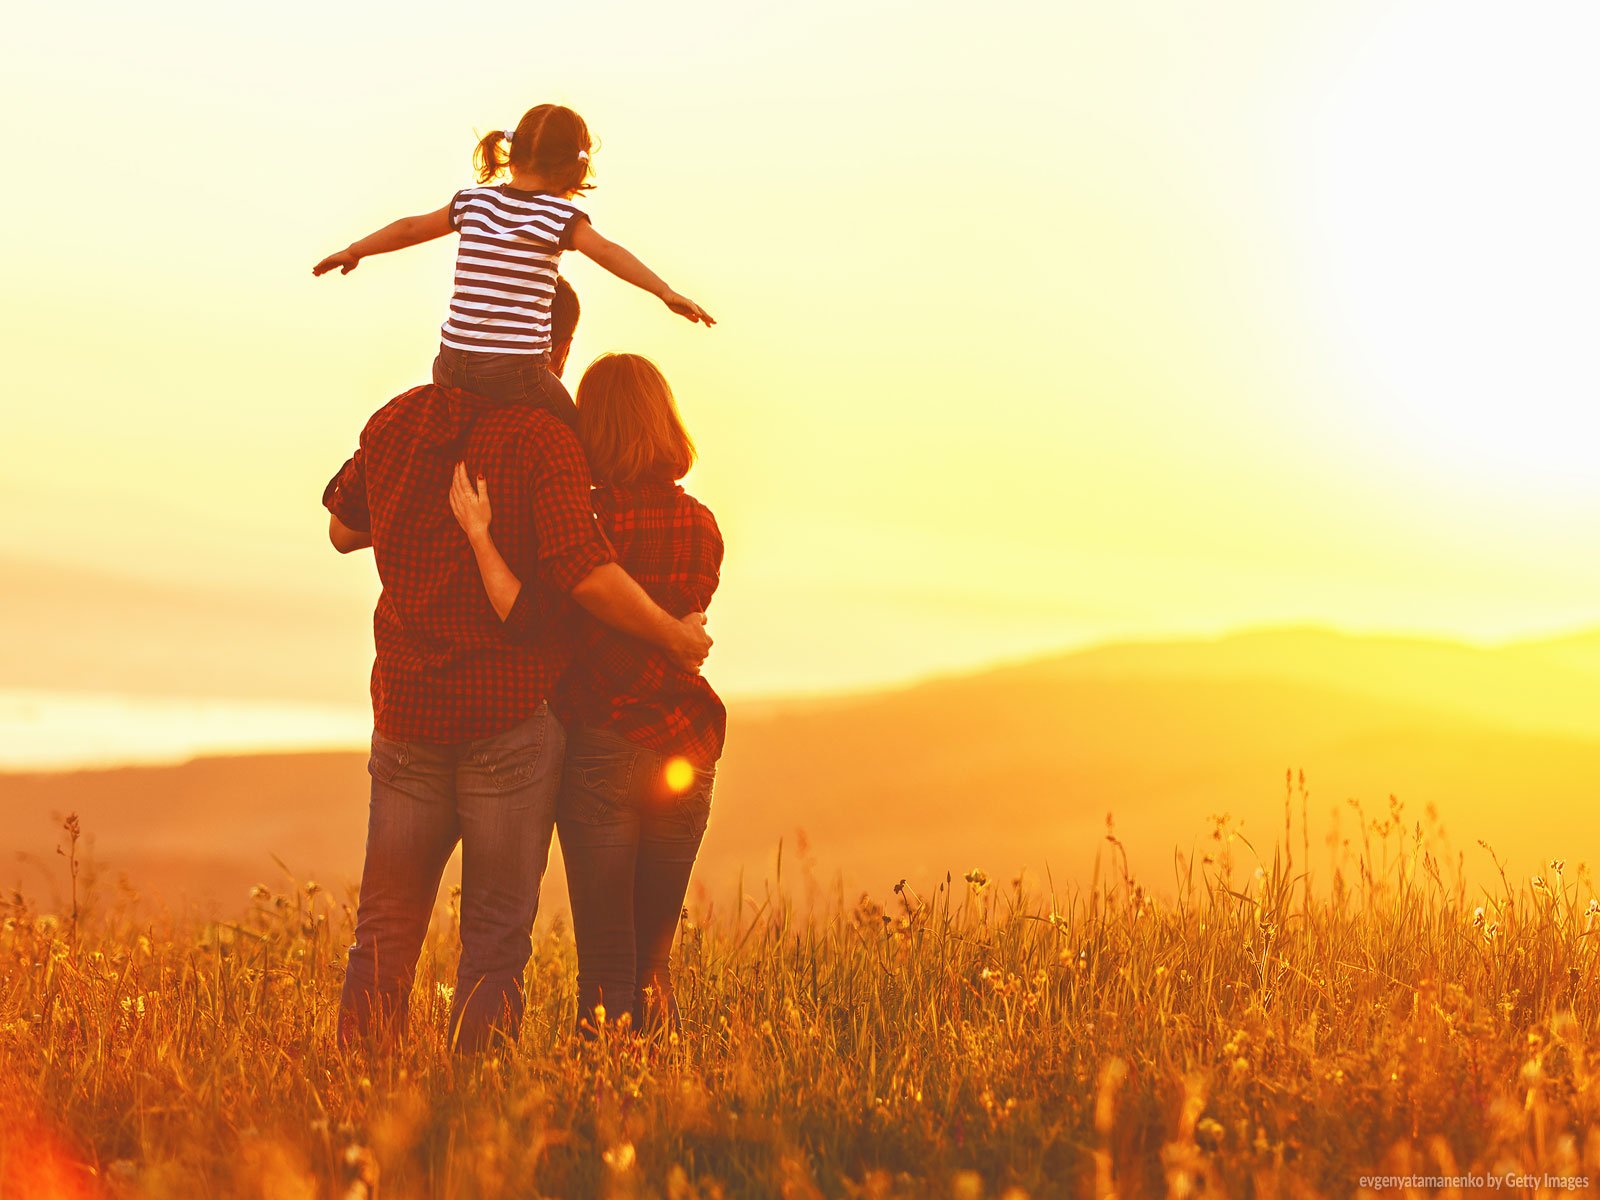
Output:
top-left (4, 626), bottom-right (1598, 913)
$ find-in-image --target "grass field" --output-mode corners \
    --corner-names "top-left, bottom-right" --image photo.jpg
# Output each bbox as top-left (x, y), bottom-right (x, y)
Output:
top-left (4, 792), bottom-right (1600, 1198)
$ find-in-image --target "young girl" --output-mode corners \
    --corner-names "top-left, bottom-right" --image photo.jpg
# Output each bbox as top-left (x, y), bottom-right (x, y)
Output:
top-left (448, 353), bottom-right (724, 1036)
top-left (313, 104), bottom-right (713, 424)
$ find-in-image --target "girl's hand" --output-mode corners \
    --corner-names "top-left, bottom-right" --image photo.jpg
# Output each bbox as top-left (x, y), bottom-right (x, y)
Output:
top-left (662, 291), bottom-right (716, 326)
top-left (448, 462), bottom-right (493, 540)
top-left (313, 248), bottom-right (361, 277)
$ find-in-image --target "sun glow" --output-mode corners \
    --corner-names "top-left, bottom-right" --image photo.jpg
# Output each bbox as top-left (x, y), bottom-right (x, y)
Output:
top-left (663, 757), bottom-right (696, 795)
top-left (1308, 0), bottom-right (1600, 491)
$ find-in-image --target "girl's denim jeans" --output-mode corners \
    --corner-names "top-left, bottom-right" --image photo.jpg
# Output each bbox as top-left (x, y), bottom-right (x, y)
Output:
top-left (431, 344), bottom-right (578, 428)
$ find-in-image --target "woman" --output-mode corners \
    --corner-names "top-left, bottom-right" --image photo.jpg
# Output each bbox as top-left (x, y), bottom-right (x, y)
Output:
top-left (448, 352), bottom-right (725, 1035)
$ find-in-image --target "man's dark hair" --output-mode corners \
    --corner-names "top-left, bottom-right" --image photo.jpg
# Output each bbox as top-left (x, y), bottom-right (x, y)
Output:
top-left (552, 276), bottom-right (581, 348)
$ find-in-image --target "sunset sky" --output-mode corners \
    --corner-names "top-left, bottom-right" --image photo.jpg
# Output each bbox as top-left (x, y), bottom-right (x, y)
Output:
top-left (3, 0), bottom-right (1599, 765)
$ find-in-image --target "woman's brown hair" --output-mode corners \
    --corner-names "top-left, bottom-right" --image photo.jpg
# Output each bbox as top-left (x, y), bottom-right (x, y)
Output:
top-left (473, 104), bottom-right (594, 194)
top-left (576, 354), bottom-right (696, 486)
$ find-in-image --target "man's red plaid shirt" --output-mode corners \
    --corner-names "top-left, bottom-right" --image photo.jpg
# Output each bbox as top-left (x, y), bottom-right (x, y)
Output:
top-left (560, 479), bottom-right (727, 767)
top-left (324, 383), bottom-right (613, 744)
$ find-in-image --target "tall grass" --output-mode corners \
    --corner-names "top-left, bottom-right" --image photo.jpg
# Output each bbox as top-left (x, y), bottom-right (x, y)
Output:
top-left (4, 786), bottom-right (1600, 1198)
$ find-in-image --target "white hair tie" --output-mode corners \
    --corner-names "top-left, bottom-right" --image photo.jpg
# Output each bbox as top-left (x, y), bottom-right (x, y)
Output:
top-left (577, 149), bottom-right (589, 162)
top-left (503, 128), bottom-right (515, 145)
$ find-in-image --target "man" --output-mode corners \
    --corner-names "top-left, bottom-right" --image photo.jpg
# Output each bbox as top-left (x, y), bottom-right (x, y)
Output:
top-left (323, 281), bottom-right (710, 1053)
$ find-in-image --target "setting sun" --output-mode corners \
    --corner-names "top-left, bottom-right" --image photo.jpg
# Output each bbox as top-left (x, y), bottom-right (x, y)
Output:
top-left (1304, 1), bottom-right (1600, 491)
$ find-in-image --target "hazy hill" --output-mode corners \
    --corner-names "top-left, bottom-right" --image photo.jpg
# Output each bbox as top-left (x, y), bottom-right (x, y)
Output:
top-left (4, 627), bottom-right (1599, 913)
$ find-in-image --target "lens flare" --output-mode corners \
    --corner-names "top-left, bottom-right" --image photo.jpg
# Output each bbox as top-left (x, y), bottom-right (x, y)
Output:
top-left (663, 756), bottom-right (695, 795)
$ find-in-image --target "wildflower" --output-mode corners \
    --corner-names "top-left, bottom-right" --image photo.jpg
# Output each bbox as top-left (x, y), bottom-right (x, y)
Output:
top-left (1551, 860), bottom-right (1566, 873)
top-left (603, 1143), bottom-right (637, 1172)
top-left (964, 869), bottom-right (989, 892)
top-left (1532, 875), bottom-right (1548, 892)
top-left (343, 1143), bottom-right (378, 1184)
top-left (1472, 906), bottom-right (1486, 928)
top-left (250, 884), bottom-right (271, 901)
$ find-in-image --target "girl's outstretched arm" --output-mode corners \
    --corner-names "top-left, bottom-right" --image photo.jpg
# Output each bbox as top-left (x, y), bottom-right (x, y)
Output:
top-left (313, 202), bottom-right (455, 276)
top-left (447, 462), bottom-right (523, 621)
top-left (569, 220), bottom-right (715, 325)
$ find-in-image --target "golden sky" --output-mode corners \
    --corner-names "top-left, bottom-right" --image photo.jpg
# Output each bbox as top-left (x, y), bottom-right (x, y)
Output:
top-left (2, 0), bottom-right (1599, 744)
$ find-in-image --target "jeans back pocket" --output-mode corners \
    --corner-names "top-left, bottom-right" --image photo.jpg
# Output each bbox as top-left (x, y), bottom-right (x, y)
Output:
top-left (478, 706), bottom-right (552, 794)
top-left (672, 771), bottom-right (715, 839)
top-left (368, 733), bottom-right (410, 783)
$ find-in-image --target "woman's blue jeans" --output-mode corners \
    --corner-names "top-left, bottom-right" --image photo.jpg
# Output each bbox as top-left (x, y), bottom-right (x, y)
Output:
top-left (338, 704), bottom-right (565, 1054)
top-left (556, 725), bottom-right (715, 1035)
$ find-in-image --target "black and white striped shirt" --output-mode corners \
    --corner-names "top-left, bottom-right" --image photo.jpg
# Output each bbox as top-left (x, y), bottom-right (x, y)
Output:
top-left (442, 186), bottom-right (588, 356)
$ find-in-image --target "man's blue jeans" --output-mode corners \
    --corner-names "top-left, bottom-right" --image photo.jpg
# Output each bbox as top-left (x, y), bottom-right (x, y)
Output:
top-left (556, 725), bottom-right (715, 1035)
top-left (338, 704), bottom-right (564, 1053)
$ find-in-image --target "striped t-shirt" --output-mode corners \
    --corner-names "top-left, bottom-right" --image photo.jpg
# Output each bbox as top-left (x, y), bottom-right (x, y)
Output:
top-left (441, 186), bottom-right (588, 356)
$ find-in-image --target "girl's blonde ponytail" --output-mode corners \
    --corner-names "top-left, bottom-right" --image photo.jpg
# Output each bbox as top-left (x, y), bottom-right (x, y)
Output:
top-left (473, 129), bottom-right (512, 184)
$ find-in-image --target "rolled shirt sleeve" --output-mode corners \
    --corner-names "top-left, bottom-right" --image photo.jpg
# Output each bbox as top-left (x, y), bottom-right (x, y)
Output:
top-left (323, 451), bottom-right (370, 532)
top-left (531, 424), bottom-right (615, 594)
top-left (500, 578), bottom-right (546, 641)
